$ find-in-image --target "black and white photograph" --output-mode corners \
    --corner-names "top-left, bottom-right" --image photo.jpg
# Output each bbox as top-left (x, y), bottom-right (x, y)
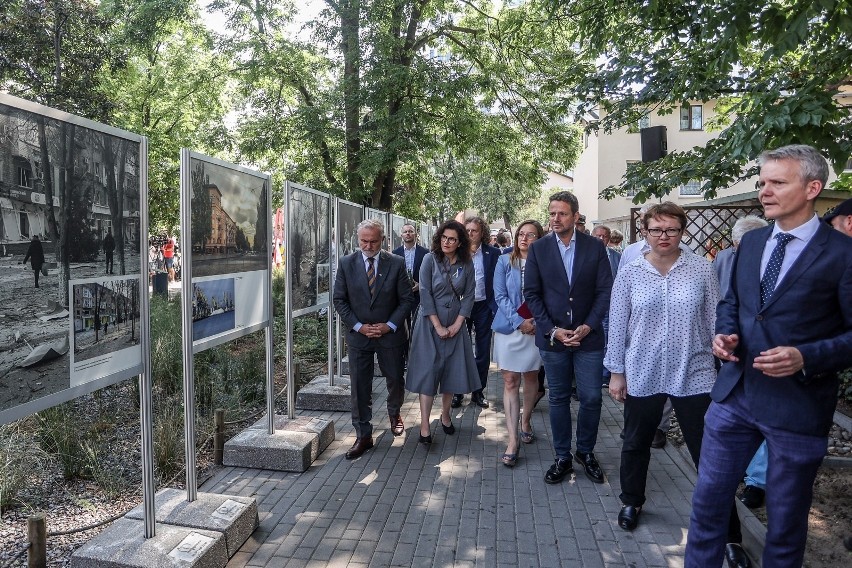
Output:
top-left (365, 207), bottom-right (389, 249)
top-left (390, 215), bottom-right (406, 251)
top-left (189, 156), bottom-right (268, 278)
top-left (288, 184), bottom-right (331, 315)
top-left (72, 277), bottom-right (141, 362)
top-left (336, 200), bottom-right (362, 259)
top-left (0, 96), bottom-right (144, 423)
top-left (418, 222), bottom-right (430, 247)
top-left (192, 277), bottom-right (236, 342)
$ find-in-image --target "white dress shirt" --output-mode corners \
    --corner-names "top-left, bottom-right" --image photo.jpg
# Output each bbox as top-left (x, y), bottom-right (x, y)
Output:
top-left (604, 251), bottom-right (720, 397)
top-left (472, 246), bottom-right (486, 301)
top-left (759, 213), bottom-right (821, 285)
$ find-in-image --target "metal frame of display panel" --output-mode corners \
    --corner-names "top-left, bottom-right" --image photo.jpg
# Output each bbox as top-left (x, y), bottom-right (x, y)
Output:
top-left (333, 198), bottom-right (364, 381)
top-left (285, 181), bottom-right (332, 417)
top-left (0, 93), bottom-right (155, 537)
top-left (179, 149), bottom-right (272, 500)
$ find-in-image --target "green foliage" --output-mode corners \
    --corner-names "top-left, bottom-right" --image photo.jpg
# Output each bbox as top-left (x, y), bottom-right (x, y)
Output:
top-left (840, 368), bottom-right (852, 404)
top-left (153, 398), bottom-right (185, 483)
top-left (548, 0), bottom-right (852, 201)
top-left (36, 404), bottom-right (87, 480)
top-left (150, 294), bottom-right (184, 397)
top-left (0, 419), bottom-right (47, 511)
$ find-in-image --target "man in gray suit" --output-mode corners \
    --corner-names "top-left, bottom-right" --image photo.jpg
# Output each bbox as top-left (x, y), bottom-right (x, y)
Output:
top-left (333, 219), bottom-right (416, 459)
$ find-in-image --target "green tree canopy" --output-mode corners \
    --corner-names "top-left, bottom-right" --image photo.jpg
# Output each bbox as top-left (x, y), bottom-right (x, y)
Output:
top-left (547, 0), bottom-right (852, 202)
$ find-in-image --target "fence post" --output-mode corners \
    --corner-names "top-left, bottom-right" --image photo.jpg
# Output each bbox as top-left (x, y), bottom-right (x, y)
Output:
top-left (27, 513), bottom-right (46, 568)
top-left (213, 408), bottom-right (225, 466)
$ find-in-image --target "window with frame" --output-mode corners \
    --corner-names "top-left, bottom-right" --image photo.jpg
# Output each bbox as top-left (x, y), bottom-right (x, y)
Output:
top-left (627, 114), bottom-right (651, 133)
top-left (680, 105), bottom-right (703, 130)
top-left (17, 166), bottom-right (33, 188)
top-left (624, 161), bottom-right (639, 196)
top-left (845, 157), bottom-right (852, 172)
top-left (678, 179), bottom-right (703, 196)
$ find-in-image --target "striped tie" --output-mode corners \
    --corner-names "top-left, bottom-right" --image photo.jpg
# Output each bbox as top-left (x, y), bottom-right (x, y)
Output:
top-left (367, 256), bottom-right (376, 296)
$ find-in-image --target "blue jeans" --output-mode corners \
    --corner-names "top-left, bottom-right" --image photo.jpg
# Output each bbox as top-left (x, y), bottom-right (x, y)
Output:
top-left (539, 349), bottom-right (603, 459)
top-left (744, 441), bottom-right (768, 489)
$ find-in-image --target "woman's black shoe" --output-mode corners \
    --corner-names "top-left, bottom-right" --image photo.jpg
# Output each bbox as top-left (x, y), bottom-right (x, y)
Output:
top-left (618, 505), bottom-right (641, 531)
top-left (418, 434), bottom-right (432, 445)
top-left (441, 419), bottom-right (455, 435)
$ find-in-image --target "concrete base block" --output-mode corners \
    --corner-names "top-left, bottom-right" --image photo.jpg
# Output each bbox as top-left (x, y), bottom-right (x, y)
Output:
top-left (340, 355), bottom-right (381, 377)
top-left (124, 489), bottom-right (257, 558)
top-left (223, 415), bottom-right (334, 472)
top-left (296, 375), bottom-right (351, 411)
top-left (70, 518), bottom-right (227, 568)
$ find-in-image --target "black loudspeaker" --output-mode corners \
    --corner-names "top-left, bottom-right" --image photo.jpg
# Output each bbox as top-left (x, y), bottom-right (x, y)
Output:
top-left (640, 125), bottom-right (667, 162)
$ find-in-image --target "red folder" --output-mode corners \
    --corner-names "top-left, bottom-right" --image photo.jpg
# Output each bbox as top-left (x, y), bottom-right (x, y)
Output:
top-left (516, 301), bottom-right (533, 320)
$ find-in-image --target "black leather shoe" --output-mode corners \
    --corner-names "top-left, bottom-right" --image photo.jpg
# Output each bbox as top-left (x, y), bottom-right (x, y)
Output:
top-left (651, 428), bottom-right (667, 449)
top-left (617, 505), bottom-right (641, 530)
top-left (418, 433), bottom-right (432, 446)
top-left (738, 485), bottom-right (765, 509)
top-left (345, 436), bottom-right (374, 460)
top-left (441, 418), bottom-right (455, 435)
top-left (724, 543), bottom-right (752, 568)
top-left (574, 451), bottom-right (605, 483)
top-left (544, 458), bottom-right (573, 484)
top-left (451, 394), bottom-right (464, 408)
top-left (472, 392), bottom-right (489, 409)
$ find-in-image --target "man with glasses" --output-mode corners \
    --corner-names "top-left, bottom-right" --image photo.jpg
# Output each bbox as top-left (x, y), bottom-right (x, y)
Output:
top-left (524, 191), bottom-right (613, 485)
top-left (452, 216), bottom-right (500, 409)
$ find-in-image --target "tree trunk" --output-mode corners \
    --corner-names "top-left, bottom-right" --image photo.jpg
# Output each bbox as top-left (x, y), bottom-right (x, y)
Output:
top-left (339, 0), bottom-right (362, 199)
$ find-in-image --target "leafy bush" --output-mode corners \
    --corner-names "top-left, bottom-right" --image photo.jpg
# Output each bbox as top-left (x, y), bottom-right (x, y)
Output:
top-left (0, 420), bottom-right (47, 511)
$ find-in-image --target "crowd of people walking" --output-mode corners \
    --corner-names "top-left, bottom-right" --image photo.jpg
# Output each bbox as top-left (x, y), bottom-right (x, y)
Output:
top-left (332, 144), bottom-right (852, 568)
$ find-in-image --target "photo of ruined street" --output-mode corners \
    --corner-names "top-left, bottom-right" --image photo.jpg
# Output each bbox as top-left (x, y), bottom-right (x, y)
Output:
top-left (71, 277), bottom-right (140, 362)
top-left (188, 156), bottom-right (268, 278)
top-left (0, 102), bottom-right (142, 421)
top-left (288, 186), bottom-right (330, 313)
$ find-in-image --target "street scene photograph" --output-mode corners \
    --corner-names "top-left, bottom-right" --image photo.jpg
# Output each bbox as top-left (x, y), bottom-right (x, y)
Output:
top-left (192, 277), bottom-right (236, 342)
top-left (288, 186), bottom-right (330, 313)
top-left (71, 277), bottom-right (141, 363)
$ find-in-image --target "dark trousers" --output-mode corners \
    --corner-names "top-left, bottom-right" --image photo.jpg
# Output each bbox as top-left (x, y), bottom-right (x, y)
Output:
top-left (347, 341), bottom-right (406, 438)
top-left (466, 300), bottom-right (494, 392)
top-left (686, 385), bottom-right (824, 567)
top-left (105, 251), bottom-right (114, 274)
top-left (621, 392), bottom-right (741, 542)
top-left (33, 264), bottom-right (42, 287)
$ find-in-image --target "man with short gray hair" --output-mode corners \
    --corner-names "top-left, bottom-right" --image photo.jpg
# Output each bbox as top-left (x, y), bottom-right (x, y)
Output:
top-left (714, 216), bottom-right (769, 299)
top-left (334, 219), bottom-right (416, 459)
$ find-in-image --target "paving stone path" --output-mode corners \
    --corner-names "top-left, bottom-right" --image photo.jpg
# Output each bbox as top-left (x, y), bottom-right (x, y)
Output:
top-left (202, 368), bottom-right (719, 568)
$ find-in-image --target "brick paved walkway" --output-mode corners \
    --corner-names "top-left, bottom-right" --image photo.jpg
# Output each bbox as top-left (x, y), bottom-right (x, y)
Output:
top-left (202, 368), bottom-right (716, 567)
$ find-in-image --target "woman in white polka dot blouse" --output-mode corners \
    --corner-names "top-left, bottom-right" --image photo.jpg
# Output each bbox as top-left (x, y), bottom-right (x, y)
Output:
top-left (604, 202), bottom-right (721, 532)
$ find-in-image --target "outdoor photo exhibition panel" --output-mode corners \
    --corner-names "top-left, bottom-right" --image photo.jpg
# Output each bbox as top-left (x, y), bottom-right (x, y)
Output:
top-left (0, 94), bottom-right (148, 425)
top-left (285, 182), bottom-right (332, 415)
top-left (0, 93), bottom-right (156, 537)
top-left (366, 207), bottom-right (389, 249)
top-left (180, 149), bottom-right (272, 500)
top-left (390, 214), bottom-right (406, 251)
top-left (334, 198), bottom-right (364, 382)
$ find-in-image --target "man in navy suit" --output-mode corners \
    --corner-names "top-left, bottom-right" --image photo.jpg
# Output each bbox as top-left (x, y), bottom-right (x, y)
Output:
top-left (333, 219), bottom-right (416, 459)
top-left (392, 223), bottom-right (428, 349)
top-left (524, 191), bottom-right (613, 485)
top-left (686, 145), bottom-right (852, 567)
top-left (452, 216), bottom-right (500, 409)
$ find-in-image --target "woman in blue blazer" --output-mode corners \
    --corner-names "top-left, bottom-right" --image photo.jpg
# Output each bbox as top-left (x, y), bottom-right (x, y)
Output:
top-left (492, 221), bottom-right (545, 466)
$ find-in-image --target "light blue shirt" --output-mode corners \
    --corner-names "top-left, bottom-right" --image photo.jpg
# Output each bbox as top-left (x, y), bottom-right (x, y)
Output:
top-left (403, 244), bottom-right (415, 274)
top-left (759, 214), bottom-right (820, 287)
top-left (556, 231), bottom-right (577, 284)
top-left (472, 246), bottom-right (486, 301)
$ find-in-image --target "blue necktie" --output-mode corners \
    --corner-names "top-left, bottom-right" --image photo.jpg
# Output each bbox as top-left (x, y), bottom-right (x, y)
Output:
top-left (760, 233), bottom-right (794, 306)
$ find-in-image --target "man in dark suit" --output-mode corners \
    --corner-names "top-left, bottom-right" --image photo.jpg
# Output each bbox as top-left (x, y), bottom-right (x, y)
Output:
top-left (392, 223), bottom-right (428, 343)
top-left (524, 191), bottom-right (613, 485)
top-left (333, 219), bottom-right (416, 459)
top-left (686, 145), bottom-right (852, 568)
top-left (451, 216), bottom-right (500, 409)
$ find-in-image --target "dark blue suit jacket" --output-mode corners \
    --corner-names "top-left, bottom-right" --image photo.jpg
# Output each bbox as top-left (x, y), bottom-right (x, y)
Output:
top-left (477, 243), bottom-right (501, 314)
top-left (524, 231), bottom-right (613, 352)
top-left (713, 222), bottom-right (852, 436)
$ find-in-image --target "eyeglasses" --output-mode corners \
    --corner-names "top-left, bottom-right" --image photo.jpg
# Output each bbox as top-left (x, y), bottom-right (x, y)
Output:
top-left (646, 228), bottom-right (682, 237)
top-left (440, 235), bottom-right (458, 244)
top-left (517, 232), bottom-right (538, 240)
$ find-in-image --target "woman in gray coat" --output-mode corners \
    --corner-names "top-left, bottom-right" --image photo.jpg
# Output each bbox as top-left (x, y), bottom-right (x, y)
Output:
top-left (406, 220), bottom-right (480, 445)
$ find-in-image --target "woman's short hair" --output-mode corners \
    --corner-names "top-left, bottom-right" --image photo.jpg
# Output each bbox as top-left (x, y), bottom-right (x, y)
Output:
top-left (432, 219), bottom-right (471, 263)
top-left (641, 202), bottom-right (687, 231)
